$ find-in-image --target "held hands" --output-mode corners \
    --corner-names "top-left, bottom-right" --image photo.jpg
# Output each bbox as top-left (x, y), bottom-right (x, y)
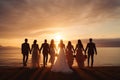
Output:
top-left (30, 50), bottom-right (31, 54)
top-left (95, 52), bottom-right (97, 55)
top-left (39, 50), bottom-right (41, 54)
top-left (84, 50), bottom-right (86, 55)
top-left (74, 50), bottom-right (76, 53)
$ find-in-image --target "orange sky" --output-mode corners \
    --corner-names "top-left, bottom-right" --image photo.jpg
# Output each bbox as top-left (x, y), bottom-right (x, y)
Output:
top-left (0, 0), bottom-right (120, 47)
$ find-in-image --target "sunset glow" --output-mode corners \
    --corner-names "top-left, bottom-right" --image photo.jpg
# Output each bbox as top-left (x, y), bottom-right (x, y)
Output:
top-left (0, 0), bottom-right (120, 47)
top-left (55, 35), bottom-right (62, 41)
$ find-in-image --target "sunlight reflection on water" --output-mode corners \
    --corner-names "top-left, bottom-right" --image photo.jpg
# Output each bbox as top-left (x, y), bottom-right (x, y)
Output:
top-left (0, 47), bottom-right (120, 67)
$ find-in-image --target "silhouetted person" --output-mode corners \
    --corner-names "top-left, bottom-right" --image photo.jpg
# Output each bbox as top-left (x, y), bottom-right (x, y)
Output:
top-left (51, 40), bottom-right (73, 72)
top-left (21, 38), bottom-right (31, 67)
top-left (31, 40), bottom-right (40, 68)
top-left (49, 39), bottom-right (57, 67)
top-left (66, 41), bottom-right (74, 68)
top-left (40, 39), bottom-right (50, 67)
top-left (85, 38), bottom-right (97, 67)
top-left (75, 39), bottom-right (85, 68)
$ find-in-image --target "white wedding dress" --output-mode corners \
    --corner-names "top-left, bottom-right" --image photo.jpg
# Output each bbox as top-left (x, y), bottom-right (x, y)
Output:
top-left (51, 47), bottom-right (73, 73)
top-left (31, 44), bottom-right (40, 68)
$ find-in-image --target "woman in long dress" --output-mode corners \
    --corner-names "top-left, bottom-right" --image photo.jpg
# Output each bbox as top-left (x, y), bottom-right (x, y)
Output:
top-left (31, 40), bottom-right (40, 68)
top-left (66, 41), bottom-right (74, 68)
top-left (51, 40), bottom-right (73, 73)
top-left (75, 39), bottom-right (85, 68)
top-left (49, 39), bottom-right (56, 66)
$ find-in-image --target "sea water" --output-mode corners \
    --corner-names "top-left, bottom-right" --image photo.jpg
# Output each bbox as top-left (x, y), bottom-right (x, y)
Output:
top-left (0, 47), bottom-right (120, 67)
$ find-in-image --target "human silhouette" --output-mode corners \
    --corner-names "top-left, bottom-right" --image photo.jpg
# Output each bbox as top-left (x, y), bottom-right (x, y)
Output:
top-left (51, 40), bottom-right (73, 73)
top-left (49, 39), bottom-right (56, 67)
top-left (31, 40), bottom-right (40, 68)
top-left (21, 38), bottom-right (31, 67)
top-left (75, 39), bottom-right (85, 68)
top-left (66, 41), bottom-right (74, 68)
top-left (40, 39), bottom-right (50, 67)
top-left (85, 38), bottom-right (97, 67)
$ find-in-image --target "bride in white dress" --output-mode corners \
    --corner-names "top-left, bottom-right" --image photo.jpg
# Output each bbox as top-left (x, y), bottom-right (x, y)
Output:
top-left (31, 40), bottom-right (40, 68)
top-left (51, 40), bottom-right (73, 73)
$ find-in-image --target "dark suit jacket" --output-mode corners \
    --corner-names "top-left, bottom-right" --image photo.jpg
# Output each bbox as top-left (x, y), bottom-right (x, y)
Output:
top-left (85, 42), bottom-right (97, 54)
top-left (40, 43), bottom-right (50, 55)
top-left (21, 43), bottom-right (30, 55)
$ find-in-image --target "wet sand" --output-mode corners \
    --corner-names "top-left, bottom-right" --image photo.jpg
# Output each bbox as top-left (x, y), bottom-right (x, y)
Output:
top-left (0, 66), bottom-right (120, 80)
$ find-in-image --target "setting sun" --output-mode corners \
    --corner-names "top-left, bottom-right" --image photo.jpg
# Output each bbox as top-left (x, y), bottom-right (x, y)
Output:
top-left (55, 35), bottom-right (62, 41)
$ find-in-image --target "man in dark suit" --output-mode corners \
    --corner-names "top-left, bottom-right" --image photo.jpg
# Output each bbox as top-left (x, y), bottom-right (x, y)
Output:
top-left (40, 39), bottom-right (50, 67)
top-left (21, 38), bottom-right (31, 67)
top-left (85, 38), bottom-right (97, 67)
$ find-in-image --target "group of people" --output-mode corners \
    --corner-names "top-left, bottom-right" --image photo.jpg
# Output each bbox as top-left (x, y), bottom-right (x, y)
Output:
top-left (21, 39), bottom-right (50, 68)
top-left (21, 38), bottom-right (97, 72)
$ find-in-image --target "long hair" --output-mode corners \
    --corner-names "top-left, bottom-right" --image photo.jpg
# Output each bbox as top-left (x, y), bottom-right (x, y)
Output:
top-left (50, 39), bottom-right (55, 47)
top-left (77, 39), bottom-right (83, 48)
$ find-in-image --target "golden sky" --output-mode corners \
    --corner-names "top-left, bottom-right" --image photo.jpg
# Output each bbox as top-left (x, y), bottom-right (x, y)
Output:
top-left (0, 0), bottom-right (120, 47)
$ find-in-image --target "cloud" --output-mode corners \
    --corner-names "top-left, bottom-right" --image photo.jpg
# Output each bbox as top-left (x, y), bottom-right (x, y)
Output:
top-left (0, 0), bottom-right (120, 38)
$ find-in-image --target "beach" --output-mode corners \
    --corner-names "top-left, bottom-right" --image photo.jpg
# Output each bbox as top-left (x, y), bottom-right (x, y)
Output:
top-left (0, 48), bottom-right (120, 80)
top-left (0, 66), bottom-right (120, 80)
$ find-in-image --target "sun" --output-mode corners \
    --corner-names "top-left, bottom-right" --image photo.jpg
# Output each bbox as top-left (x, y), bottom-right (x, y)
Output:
top-left (55, 35), bottom-right (62, 41)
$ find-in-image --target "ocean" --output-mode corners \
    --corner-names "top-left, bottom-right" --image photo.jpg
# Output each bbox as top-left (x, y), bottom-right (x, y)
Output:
top-left (0, 47), bottom-right (120, 67)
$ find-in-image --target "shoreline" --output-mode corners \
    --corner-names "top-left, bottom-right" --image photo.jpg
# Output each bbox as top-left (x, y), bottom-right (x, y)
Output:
top-left (0, 65), bottom-right (120, 68)
top-left (0, 66), bottom-right (120, 80)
